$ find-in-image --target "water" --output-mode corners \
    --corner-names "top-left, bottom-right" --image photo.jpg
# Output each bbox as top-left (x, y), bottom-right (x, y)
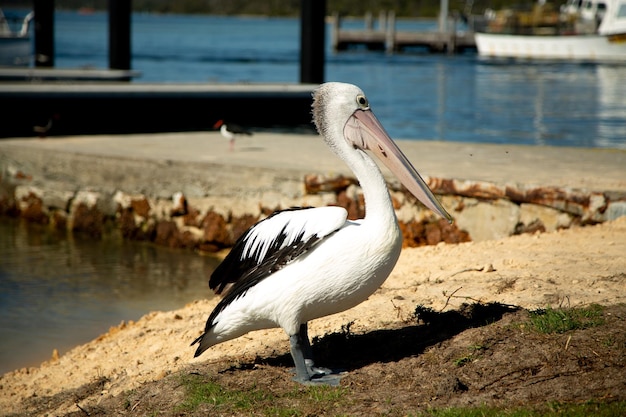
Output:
top-left (14, 9), bottom-right (625, 149)
top-left (2, 8), bottom-right (626, 374)
top-left (0, 218), bottom-right (220, 375)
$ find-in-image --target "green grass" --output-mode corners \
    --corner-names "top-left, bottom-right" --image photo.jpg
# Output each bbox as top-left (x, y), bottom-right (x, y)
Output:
top-left (304, 384), bottom-right (348, 402)
top-left (176, 373), bottom-right (349, 415)
top-left (454, 344), bottom-right (487, 367)
top-left (176, 374), bottom-right (274, 413)
top-left (528, 304), bottom-right (605, 334)
top-left (412, 400), bottom-right (626, 417)
top-left (176, 372), bottom-right (624, 417)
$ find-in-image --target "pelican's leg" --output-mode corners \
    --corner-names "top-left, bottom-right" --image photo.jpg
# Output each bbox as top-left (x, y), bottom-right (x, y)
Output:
top-left (289, 323), bottom-right (343, 386)
top-left (298, 323), bottom-right (332, 377)
top-left (298, 323), bottom-right (314, 366)
top-left (289, 330), bottom-right (312, 382)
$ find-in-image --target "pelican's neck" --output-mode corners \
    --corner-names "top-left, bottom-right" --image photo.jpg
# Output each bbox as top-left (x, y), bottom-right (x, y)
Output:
top-left (345, 148), bottom-right (397, 227)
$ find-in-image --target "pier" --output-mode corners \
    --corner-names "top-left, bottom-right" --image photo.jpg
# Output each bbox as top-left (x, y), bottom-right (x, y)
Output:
top-left (1, 0), bottom-right (326, 138)
top-left (0, 83), bottom-right (317, 138)
top-left (331, 11), bottom-right (476, 54)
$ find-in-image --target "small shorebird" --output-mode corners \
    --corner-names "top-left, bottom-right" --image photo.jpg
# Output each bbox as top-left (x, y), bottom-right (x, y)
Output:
top-left (193, 82), bottom-right (452, 384)
top-left (213, 119), bottom-right (253, 151)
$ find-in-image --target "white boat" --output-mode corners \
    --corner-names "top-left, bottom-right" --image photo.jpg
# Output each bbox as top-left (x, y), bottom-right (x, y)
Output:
top-left (474, 0), bottom-right (626, 62)
top-left (0, 9), bottom-right (34, 67)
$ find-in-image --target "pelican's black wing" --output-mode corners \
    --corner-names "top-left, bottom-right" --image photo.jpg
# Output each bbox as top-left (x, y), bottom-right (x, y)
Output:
top-left (208, 206), bottom-right (348, 295)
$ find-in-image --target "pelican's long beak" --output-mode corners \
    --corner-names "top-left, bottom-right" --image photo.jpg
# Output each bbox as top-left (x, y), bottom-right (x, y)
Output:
top-left (345, 109), bottom-right (453, 222)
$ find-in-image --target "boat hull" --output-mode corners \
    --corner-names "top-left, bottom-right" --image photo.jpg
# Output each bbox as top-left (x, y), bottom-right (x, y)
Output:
top-left (475, 32), bottom-right (626, 62)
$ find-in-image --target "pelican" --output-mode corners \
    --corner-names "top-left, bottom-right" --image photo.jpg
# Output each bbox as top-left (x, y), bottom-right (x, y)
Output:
top-left (192, 82), bottom-right (452, 384)
top-left (213, 119), bottom-right (253, 151)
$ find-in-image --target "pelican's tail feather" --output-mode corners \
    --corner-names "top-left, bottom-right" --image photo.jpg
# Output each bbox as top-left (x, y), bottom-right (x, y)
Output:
top-left (191, 332), bottom-right (214, 357)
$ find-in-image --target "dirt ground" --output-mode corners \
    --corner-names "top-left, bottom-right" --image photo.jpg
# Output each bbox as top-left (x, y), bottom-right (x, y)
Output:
top-left (1, 217), bottom-right (625, 416)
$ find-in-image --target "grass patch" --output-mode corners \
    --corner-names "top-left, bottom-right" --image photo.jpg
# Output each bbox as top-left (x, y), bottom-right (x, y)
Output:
top-left (528, 304), bottom-right (605, 334)
top-left (453, 356), bottom-right (472, 367)
top-left (175, 372), bottom-right (623, 417)
top-left (176, 372), bottom-right (349, 415)
top-left (412, 400), bottom-right (626, 416)
top-left (176, 373), bottom-right (275, 414)
top-left (453, 344), bottom-right (487, 367)
top-left (304, 384), bottom-right (348, 402)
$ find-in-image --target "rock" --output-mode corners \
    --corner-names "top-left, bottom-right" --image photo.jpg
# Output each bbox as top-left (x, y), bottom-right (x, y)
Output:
top-left (454, 198), bottom-right (520, 242)
top-left (15, 186), bottom-right (48, 224)
top-left (230, 214), bottom-right (259, 244)
top-left (201, 211), bottom-right (229, 246)
top-left (130, 197), bottom-right (151, 219)
top-left (519, 203), bottom-right (573, 233)
top-left (605, 201), bottom-right (626, 221)
top-left (154, 220), bottom-right (181, 248)
top-left (399, 218), bottom-right (471, 247)
top-left (304, 173), bottom-right (356, 194)
top-left (171, 192), bottom-right (187, 216)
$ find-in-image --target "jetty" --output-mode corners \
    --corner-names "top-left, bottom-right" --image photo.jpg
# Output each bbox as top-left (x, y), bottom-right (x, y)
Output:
top-left (0, 83), bottom-right (317, 138)
top-left (331, 11), bottom-right (476, 54)
top-left (0, 0), bottom-right (327, 138)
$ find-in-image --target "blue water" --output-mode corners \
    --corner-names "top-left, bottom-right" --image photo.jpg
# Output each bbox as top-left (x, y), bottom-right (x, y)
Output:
top-left (17, 9), bottom-right (626, 149)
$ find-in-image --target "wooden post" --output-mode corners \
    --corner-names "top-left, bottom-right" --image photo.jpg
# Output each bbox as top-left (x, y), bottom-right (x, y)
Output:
top-left (439, 0), bottom-right (449, 33)
top-left (331, 12), bottom-right (340, 52)
top-left (330, 12), bottom-right (341, 52)
top-left (109, 0), bottom-right (132, 73)
top-left (448, 15), bottom-right (457, 53)
top-left (365, 12), bottom-right (373, 30)
top-left (300, 0), bottom-right (325, 84)
top-left (378, 10), bottom-right (386, 32)
top-left (385, 11), bottom-right (396, 54)
top-left (34, 0), bottom-right (54, 67)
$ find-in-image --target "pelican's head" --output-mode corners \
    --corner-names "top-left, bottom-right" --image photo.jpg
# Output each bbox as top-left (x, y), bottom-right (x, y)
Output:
top-left (312, 82), bottom-right (452, 222)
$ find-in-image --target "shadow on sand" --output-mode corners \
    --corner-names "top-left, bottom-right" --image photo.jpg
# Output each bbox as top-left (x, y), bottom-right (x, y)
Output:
top-left (256, 302), bottom-right (520, 373)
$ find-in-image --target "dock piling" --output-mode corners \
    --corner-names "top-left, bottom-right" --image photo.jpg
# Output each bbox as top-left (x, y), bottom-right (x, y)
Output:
top-left (108, 0), bottom-right (132, 76)
top-left (379, 11), bottom-right (387, 32)
top-left (300, 0), bottom-right (326, 84)
top-left (385, 11), bottom-right (396, 53)
top-left (33, 0), bottom-right (54, 67)
top-left (332, 10), bottom-right (475, 54)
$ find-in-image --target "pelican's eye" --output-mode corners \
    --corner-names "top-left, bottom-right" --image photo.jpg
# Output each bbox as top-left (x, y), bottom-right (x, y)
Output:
top-left (356, 94), bottom-right (369, 110)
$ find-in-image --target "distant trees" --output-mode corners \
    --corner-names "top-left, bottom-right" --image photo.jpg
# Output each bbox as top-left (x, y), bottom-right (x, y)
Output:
top-left (3, 0), bottom-right (567, 18)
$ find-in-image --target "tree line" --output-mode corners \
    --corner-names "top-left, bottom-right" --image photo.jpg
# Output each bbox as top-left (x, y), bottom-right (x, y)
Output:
top-left (3, 0), bottom-right (565, 18)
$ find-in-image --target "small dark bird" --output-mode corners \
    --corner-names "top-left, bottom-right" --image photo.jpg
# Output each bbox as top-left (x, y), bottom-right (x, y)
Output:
top-left (213, 120), bottom-right (253, 151)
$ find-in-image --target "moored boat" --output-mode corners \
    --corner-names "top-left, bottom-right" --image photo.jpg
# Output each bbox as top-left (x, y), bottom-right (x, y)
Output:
top-left (0, 8), bottom-right (34, 67)
top-left (474, 0), bottom-right (626, 62)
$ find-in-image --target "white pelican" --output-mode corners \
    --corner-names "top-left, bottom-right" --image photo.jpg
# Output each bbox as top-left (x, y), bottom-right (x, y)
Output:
top-left (193, 82), bottom-right (452, 384)
top-left (213, 119), bottom-right (253, 151)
